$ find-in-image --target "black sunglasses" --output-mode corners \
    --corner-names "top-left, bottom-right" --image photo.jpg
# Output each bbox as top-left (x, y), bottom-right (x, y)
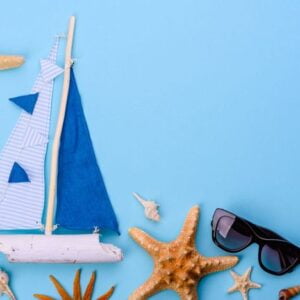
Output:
top-left (211, 208), bottom-right (300, 275)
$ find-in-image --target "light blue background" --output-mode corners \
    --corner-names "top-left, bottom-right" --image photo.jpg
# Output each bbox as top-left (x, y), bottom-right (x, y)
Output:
top-left (1, 1), bottom-right (300, 299)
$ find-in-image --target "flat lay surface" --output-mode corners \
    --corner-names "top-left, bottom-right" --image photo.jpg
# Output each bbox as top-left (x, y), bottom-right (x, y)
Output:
top-left (1, 0), bottom-right (300, 299)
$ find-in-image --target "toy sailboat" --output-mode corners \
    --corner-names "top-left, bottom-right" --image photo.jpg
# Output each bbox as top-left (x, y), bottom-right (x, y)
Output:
top-left (0, 17), bottom-right (123, 263)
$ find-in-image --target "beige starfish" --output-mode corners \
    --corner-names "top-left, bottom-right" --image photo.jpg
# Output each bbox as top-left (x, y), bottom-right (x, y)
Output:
top-left (228, 267), bottom-right (261, 300)
top-left (0, 56), bottom-right (24, 70)
top-left (129, 205), bottom-right (239, 300)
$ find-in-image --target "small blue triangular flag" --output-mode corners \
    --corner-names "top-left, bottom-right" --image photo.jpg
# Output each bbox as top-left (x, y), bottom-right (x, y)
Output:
top-left (9, 93), bottom-right (39, 114)
top-left (8, 162), bottom-right (30, 183)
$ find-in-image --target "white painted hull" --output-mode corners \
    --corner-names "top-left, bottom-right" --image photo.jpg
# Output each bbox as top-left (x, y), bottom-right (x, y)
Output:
top-left (0, 234), bottom-right (123, 263)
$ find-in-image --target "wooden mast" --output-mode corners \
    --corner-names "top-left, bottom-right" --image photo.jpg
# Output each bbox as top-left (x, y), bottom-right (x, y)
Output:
top-left (45, 16), bottom-right (76, 235)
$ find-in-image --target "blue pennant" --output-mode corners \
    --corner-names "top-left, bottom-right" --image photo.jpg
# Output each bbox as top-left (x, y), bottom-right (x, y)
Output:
top-left (8, 162), bottom-right (30, 183)
top-left (9, 93), bottom-right (39, 114)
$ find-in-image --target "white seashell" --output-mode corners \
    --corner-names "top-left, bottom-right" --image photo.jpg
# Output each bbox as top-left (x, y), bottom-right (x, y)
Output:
top-left (133, 193), bottom-right (160, 222)
top-left (0, 269), bottom-right (16, 300)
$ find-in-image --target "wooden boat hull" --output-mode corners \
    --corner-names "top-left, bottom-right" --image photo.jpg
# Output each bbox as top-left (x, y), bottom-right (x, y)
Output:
top-left (0, 234), bottom-right (123, 263)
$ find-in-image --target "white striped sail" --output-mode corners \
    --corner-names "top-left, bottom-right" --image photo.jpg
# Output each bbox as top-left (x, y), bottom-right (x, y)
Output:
top-left (0, 38), bottom-right (63, 229)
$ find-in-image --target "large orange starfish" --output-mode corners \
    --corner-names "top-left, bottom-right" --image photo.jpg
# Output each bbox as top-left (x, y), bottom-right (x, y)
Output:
top-left (129, 205), bottom-right (239, 300)
top-left (34, 269), bottom-right (115, 300)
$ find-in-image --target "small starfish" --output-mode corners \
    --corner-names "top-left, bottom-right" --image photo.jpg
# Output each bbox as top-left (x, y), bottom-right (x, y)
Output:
top-left (129, 205), bottom-right (239, 300)
top-left (34, 269), bottom-right (115, 300)
top-left (228, 267), bottom-right (261, 300)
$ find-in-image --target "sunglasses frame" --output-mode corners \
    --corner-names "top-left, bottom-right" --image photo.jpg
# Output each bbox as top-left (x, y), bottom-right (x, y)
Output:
top-left (212, 208), bottom-right (300, 275)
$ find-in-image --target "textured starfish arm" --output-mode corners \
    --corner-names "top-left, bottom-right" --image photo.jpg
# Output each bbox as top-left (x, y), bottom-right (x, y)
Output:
top-left (129, 276), bottom-right (161, 300)
top-left (241, 291), bottom-right (248, 300)
top-left (230, 270), bottom-right (239, 280)
top-left (50, 275), bottom-right (73, 300)
top-left (129, 227), bottom-right (162, 255)
top-left (228, 285), bottom-right (238, 293)
top-left (201, 255), bottom-right (238, 276)
top-left (249, 282), bottom-right (261, 289)
top-left (33, 295), bottom-right (55, 300)
top-left (244, 267), bottom-right (252, 278)
top-left (73, 270), bottom-right (82, 300)
top-left (83, 272), bottom-right (96, 300)
top-left (177, 286), bottom-right (197, 300)
top-left (178, 206), bottom-right (200, 245)
top-left (97, 286), bottom-right (115, 300)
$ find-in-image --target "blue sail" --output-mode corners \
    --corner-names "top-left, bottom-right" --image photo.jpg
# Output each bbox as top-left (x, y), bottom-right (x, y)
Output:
top-left (56, 68), bottom-right (119, 234)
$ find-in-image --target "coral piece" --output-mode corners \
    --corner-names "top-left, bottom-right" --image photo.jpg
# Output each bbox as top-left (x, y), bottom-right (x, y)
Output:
top-left (0, 269), bottom-right (16, 300)
top-left (279, 285), bottom-right (300, 300)
top-left (228, 267), bottom-right (261, 300)
top-left (132, 192), bottom-right (160, 222)
top-left (128, 205), bottom-right (238, 300)
top-left (34, 269), bottom-right (115, 300)
top-left (0, 56), bottom-right (24, 70)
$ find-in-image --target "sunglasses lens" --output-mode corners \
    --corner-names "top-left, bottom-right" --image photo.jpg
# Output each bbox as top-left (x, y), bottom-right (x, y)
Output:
top-left (260, 243), bottom-right (298, 274)
top-left (215, 216), bottom-right (252, 251)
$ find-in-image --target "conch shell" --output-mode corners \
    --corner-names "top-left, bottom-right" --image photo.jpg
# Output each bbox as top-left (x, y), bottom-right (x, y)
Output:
top-left (133, 192), bottom-right (160, 222)
top-left (279, 285), bottom-right (300, 300)
top-left (0, 55), bottom-right (24, 70)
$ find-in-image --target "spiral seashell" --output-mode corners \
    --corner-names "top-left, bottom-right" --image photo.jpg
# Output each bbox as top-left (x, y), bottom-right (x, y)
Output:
top-left (279, 285), bottom-right (300, 300)
top-left (133, 192), bottom-right (160, 222)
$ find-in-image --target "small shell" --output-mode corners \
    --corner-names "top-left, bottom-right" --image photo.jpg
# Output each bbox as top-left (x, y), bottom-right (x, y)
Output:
top-left (0, 55), bottom-right (24, 70)
top-left (279, 285), bottom-right (300, 300)
top-left (0, 269), bottom-right (16, 300)
top-left (133, 193), bottom-right (160, 222)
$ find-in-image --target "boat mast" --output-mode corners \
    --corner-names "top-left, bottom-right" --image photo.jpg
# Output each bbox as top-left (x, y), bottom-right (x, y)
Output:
top-left (45, 16), bottom-right (76, 235)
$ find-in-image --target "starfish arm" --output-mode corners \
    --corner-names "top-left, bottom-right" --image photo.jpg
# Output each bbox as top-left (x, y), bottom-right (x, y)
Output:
top-left (128, 275), bottom-right (162, 300)
top-left (177, 286), bottom-right (197, 300)
top-left (177, 206), bottom-right (200, 245)
top-left (97, 286), bottom-right (115, 300)
top-left (230, 270), bottom-right (239, 280)
top-left (49, 275), bottom-right (72, 300)
top-left (242, 291), bottom-right (248, 300)
top-left (129, 227), bottom-right (162, 255)
top-left (83, 272), bottom-right (96, 300)
top-left (244, 267), bottom-right (252, 279)
top-left (200, 255), bottom-right (239, 277)
top-left (73, 270), bottom-right (82, 300)
top-left (249, 281), bottom-right (261, 289)
top-left (227, 284), bottom-right (238, 293)
top-left (33, 295), bottom-right (55, 300)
